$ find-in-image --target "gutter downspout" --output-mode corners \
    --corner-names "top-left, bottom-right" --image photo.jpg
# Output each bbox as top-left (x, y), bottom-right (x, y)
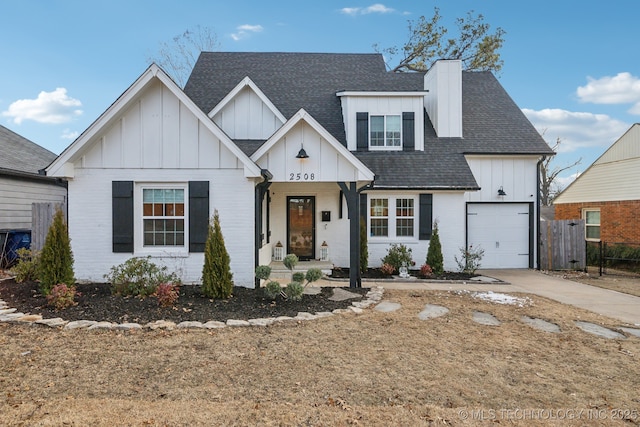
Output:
top-left (536, 156), bottom-right (546, 270)
top-left (254, 169), bottom-right (273, 289)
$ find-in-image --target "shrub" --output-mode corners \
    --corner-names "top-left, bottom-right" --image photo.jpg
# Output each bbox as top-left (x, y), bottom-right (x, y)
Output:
top-left (381, 243), bottom-right (413, 274)
top-left (380, 263), bottom-right (395, 276)
top-left (155, 283), bottom-right (180, 307)
top-left (105, 256), bottom-right (180, 297)
top-left (46, 283), bottom-right (78, 310)
top-left (292, 271), bottom-right (305, 283)
top-left (454, 245), bottom-right (485, 274)
top-left (426, 221), bottom-right (444, 275)
top-left (264, 280), bottom-right (282, 300)
top-left (10, 248), bottom-right (40, 283)
top-left (284, 281), bottom-right (304, 301)
top-left (255, 265), bottom-right (272, 281)
top-left (202, 210), bottom-right (233, 299)
top-left (38, 208), bottom-right (75, 294)
top-left (420, 264), bottom-right (433, 278)
top-left (305, 268), bottom-right (323, 284)
top-left (283, 253), bottom-right (299, 271)
top-left (360, 218), bottom-right (368, 274)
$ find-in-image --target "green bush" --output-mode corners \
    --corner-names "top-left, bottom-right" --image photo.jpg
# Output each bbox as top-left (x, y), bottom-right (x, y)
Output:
top-left (105, 256), bottom-right (180, 297)
top-left (202, 210), bottom-right (233, 299)
top-left (305, 268), bottom-right (323, 284)
top-left (284, 281), bottom-right (304, 301)
top-left (38, 208), bottom-right (75, 295)
top-left (381, 243), bottom-right (413, 274)
top-left (360, 218), bottom-right (368, 274)
top-left (426, 222), bottom-right (444, 275)
top-left (264, 281), bottom-right (282, 300)
top-left (255, 265), bottom-right (272, 281)
top-left (10, 248), bottom-right (40, 283)
top-left (283, 253), bottom-right (299, 271)
top-left (292, 271), bottom-right (305, 283)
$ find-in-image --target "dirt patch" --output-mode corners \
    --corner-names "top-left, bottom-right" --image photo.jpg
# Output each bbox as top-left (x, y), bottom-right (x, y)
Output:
top-left (547, 267), bottom-right (640, 298)
top-left (1, 289), bottom-right (640, 426)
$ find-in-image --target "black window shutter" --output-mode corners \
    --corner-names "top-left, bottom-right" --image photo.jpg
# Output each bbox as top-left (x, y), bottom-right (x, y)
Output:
top-left (359, 193), bottom-right (367, 221)
top-left (112, 181), bottom-right (133, 253)
top-left (356, 112), bottom-right (369, 151)
top-left (402, 112), bottom-right (415, 151)
top-left (419, 194), bottom-right (433, 240)
top-left (189, 181), bottom-right (209, 252)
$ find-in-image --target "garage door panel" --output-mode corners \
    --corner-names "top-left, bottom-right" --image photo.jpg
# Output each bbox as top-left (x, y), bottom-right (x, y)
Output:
top-left (467, 204), bottom-right (530, 269)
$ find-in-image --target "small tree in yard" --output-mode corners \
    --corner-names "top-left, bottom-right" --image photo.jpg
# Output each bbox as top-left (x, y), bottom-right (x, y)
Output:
top-left (38, 207), bottom-right (74, 295)
top-left (202, 210), bottom-right (233, 299)
top-left (426, 221), bottom-right (444, 275)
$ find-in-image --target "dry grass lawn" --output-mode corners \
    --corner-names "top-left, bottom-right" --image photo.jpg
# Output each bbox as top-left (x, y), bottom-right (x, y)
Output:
top-left (2, 289), bottom-right (639, 426)
top-left (561, 267), bottom-right (640, 298)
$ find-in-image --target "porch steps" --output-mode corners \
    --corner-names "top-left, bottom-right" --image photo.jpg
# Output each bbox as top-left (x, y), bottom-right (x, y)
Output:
top-left (268, 260), bottom-right (334, 280)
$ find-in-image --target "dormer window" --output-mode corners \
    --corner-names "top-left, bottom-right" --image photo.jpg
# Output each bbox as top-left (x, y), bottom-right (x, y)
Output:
top-left (370, 115), bottom-right (401, 148)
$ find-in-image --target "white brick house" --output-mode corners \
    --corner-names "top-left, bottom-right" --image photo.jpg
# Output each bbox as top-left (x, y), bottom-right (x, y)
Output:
top-left (46, 53), bottom-right (553, 287)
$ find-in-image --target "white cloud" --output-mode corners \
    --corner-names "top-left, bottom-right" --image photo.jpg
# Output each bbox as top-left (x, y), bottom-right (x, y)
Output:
top-left (340, 3), bottom-right (394, 15)
top-left (576, 72), bottom-right (640, 114)
top-left (522, 108), bottom-right (629, 154)
top-left (2, 88), bottom-right (82, 124)
top-left (61, 129), bottom-right (79, 140)
top-left (231, 24), bottom-right (264, 41)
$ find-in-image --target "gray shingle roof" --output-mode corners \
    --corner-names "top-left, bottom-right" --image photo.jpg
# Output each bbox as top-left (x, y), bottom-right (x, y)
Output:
top-left (185, 52), bottom-right (553, 189)
top-left (0, 125), bottom-right (57, 175)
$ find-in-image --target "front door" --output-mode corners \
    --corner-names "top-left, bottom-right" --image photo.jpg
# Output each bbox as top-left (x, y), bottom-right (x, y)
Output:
top-left (287, 196), bottom-right (315, 260)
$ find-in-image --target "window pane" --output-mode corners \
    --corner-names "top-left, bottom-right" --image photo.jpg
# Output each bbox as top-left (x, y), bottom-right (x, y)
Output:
top-left (396, 198), bottom-right (414, 217)
top-left (142, 187), bottom-right (185, 247)
top-left (396, 218), bottom-right (414, 237)
top-left (153, 203), bottom-right (163, 216)
top-left (371, 219), bottom-right (388, 237)
top-left (166, 203), bottom-right (175, 216)
top-left (175, 203), bottom-right (185, 216)
top-left (585, 210), bottom-right (600, 224)
top-left (143, 203), bottom-right (153, 216)
top-left (370, 116), bottom-right (384, 147)
top-left (586, 226), bottom-right (600, 240)
top-left (386, 115), bottom-right (401, 147)
top-left (370, 198), bottom-right (388, 217)
top-left (143, 189), bottom-right (154, 203)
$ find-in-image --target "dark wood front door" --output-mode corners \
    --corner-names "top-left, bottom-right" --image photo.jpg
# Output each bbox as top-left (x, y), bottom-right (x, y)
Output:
top-left (287, 196), bottom-right (315, 260)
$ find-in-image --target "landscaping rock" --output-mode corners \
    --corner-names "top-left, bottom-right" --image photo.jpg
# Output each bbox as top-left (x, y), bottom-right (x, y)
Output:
top-left (115, 323), bottom-right (142, 330)
top-left (374, 301), bottom-right (402, 313)
top-left (146, 320), bottom-right (177, 330)
top-left (88, 322), bottom-right (115, 330)
top-left (177, 321), bottom-right (203, 329)
top-left (227, 319), bottom-right (250, 327)
top-left (302, 286), bottom-right (322, 295)
top-left (35, 318), bottom-right (67, 328)
top-left (418, 304), bottom-right (449, 320)
top-left (329, 288), bottom-right (362, 301)
top-left (248, 318), bottom-right (274, 326)
top-left (202, 320), bottom-right (226, 329)
top-left (65, 320), bottom-right (98, 330)
top-left (472, 311), bottom-right (501, 326)
top-left (17, 314), bottom-right (43, 322)
top-left (295, 312), bottom-right (316, 320)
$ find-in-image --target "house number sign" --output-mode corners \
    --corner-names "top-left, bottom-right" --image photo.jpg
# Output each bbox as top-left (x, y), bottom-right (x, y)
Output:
top-left (288, 172), bottom-right (316, 181)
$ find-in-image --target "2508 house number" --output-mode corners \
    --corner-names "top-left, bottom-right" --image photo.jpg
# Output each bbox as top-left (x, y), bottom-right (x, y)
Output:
top-left (289, 172), bottom-right (316, 181)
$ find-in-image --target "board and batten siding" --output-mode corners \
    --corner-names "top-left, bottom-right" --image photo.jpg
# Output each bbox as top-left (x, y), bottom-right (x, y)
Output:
top-left (340, 95), bottom-right (425, 151)
top-left (0, 176), bottom-right (66, 230)
top-left (464, 156), bottom-right (539, 203)
top-left (80, 80), bottom-right (242, 171)
top-left (212, 86), bottom-right (284, 140)
top-left (68, 168), bottom-right (254, 286)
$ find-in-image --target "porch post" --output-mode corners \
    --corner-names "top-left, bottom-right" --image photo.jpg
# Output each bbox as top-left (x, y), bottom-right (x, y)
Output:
top-left (255, 172), bottom-right (272, 289)
top-left (338, 181), bottom-right (361, 288)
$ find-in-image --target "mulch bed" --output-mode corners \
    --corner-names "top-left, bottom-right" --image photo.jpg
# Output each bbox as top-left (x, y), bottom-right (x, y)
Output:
top-left (331, 267), bottom-right (477, 281)
top-left (0, 279), bottom-right (369, 324)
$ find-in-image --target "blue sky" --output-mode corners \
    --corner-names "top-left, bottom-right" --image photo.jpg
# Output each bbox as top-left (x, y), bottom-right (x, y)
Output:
top-left (2, 1), bottom-right (639, 190)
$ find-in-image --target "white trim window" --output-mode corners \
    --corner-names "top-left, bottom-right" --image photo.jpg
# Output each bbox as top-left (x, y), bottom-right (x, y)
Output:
top-left (137, 184), bottom-right (188, 252)
top-left (583, 208), bottom-right (601, 241)
top-left (370, 115), bottom-right (401, 148)
top-left (369, 196), bottom-right (417, 239)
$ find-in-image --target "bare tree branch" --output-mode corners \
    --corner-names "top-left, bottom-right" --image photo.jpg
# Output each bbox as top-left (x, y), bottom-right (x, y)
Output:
top-left (540, 137), bottom-right (582, 206)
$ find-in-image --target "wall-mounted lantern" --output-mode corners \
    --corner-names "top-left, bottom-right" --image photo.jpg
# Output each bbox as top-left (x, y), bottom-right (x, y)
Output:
top-left (296, 145), bottom-right (309, 159)
top-left (497, 186), bottom-right (507, 197)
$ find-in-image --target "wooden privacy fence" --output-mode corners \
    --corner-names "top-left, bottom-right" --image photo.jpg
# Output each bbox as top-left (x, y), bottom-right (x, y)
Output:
top-left (539, 219), bottom-right (586, 271)
top-left (31, 202), bottom-right (67, 251)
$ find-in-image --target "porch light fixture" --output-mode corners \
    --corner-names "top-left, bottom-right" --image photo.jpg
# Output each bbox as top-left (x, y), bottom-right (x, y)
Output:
top-left (497, 186), bottom-right (507, 196)
top-left (296, 145), bottom-right (309, 159)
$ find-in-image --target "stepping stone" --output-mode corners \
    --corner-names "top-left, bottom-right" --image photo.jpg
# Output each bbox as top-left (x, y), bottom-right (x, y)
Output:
top-left (472, 311), bottom-right (501, 326)
top-left (469, 276), bottom-right (502, 283)
top-left (374, 301), bottom-right (401, 313)
top-left (303, 286), bottom-right (321, 295)
top-left (328, 288), bottom-right (361, 301)
top-left (620, 327), bottom-right (640, 338)
top-left (418, 304), bottom-right (449, 320)
top-left (575, 321), bottom-right (625, 339)
top-left (521, 316), bottom-right (561, 333)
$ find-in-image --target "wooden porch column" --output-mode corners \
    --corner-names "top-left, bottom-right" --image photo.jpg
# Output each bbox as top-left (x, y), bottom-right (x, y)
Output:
top-left (338, 181), bottom-right (361, 288)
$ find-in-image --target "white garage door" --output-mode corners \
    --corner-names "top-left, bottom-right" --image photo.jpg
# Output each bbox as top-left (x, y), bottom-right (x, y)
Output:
top-left (467, 203), bottom-right (531, 269)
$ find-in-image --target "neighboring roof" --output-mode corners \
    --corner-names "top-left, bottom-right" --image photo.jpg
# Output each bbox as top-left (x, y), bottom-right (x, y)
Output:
top-left (0, 125), bottom-right (57, 175)
top-left (185, 52), bottom-right (553, 189)
top-left (554, 123), bottom-right (640, 204)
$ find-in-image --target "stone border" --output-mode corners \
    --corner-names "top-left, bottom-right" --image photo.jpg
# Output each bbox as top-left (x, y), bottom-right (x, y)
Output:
top-left (0, 286), bottom-right (384, 331)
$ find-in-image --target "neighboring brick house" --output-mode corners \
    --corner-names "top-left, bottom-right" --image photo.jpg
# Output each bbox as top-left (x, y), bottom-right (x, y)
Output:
top-left (554, 123), bottom-right (640, 244)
